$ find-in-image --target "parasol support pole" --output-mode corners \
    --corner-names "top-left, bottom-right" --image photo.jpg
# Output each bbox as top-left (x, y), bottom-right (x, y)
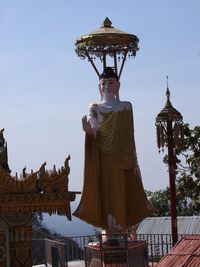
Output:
top-left (103, 53), bottom-right (106, 70)
top-left (118, 51), bottom-right (128, 80)
top-left (114, 52), bottom-right (118, 77)
top-left (86, 51), bottom-right (100, 78)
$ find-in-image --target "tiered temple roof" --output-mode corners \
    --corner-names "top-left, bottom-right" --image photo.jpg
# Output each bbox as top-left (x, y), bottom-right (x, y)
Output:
top-left (0, 129), bottom-right (77, 220)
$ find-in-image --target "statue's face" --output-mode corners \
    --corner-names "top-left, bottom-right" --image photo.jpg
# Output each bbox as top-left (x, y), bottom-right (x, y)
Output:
top-left (99, 78), bottom-right (120, 98)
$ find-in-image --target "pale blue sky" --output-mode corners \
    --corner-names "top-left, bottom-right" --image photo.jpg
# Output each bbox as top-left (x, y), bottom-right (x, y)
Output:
top-left (0, 0), bottom-right (200, 193)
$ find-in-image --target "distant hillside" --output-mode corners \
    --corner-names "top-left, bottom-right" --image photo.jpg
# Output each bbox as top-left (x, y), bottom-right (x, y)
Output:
top-left (32, 223), bottom-right (84, 265)
top-left (42, 199), bottom-right (99, 237)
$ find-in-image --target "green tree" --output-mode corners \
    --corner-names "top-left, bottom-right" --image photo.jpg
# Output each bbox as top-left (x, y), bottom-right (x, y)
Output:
top-left (173, 123), bottom-right (200, 215)
top-left (146, 189), bottom-right (170, 216)
top-left (148, 124), bottom-right (200, 216)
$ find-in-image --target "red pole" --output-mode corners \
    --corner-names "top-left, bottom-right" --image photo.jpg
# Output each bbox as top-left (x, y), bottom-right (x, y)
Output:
top-left (167, 120), bottom-right (178, 246)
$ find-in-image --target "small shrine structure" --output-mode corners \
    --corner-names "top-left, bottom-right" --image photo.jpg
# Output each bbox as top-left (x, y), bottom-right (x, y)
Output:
top-left (0, 128), bottom-right (77, 267)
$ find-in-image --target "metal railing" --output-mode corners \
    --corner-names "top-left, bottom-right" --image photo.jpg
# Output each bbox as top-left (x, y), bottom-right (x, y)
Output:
top-left (137, 234), bottom-right (173, 265)
top-left (65, 235), bottom-right (98, 261)
top-left (64, 234), bottom-right (174, 266)
top-left (33, 233), bottom-right (193, 266)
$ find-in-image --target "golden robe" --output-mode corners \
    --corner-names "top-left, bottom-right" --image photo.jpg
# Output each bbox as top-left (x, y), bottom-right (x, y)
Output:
top-left (73, 107), bottom-right (152, 229)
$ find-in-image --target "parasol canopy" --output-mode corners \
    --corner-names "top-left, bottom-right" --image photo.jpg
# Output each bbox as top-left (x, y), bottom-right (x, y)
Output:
top-left (75, 17), bottom-right (139, 79)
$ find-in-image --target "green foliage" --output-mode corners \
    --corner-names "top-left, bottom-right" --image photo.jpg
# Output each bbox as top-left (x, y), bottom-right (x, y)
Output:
top-left (149, 124), bottom-right (200, 217)
top-left (174, 124), bottom-right (200, 215)
top-left (146, 189), bottom-right (170, 217)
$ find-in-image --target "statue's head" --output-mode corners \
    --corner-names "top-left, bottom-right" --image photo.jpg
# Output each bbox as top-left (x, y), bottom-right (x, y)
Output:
top-left (99, 67), bottom-right (120, 101)
top-left (99, 67), bottom-right (118, 81)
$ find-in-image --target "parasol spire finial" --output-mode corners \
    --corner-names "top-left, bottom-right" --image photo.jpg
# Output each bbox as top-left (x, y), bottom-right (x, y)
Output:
top-left (102, 17), bottom-right (112, 28)
top-left (166, 76), bottom-right (170, 101)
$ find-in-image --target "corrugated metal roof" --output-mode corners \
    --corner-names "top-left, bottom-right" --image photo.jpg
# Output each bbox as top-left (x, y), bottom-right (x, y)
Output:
top-left (157, 254), bottom-right (191, 266)
top-left (157, 235), bottom-right (200, 267)
top-left (137, 216), bottom-right (200, 235)
top-left (170, 237), bottom-right (200, 255)
top-left (186, 256), bottom-right (200, 266)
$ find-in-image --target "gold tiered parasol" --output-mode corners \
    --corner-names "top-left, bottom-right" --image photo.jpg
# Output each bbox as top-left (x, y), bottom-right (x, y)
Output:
top-left (75, 17), bottom-right (139, 79)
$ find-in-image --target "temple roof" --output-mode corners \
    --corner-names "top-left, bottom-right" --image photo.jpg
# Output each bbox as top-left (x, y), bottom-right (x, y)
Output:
top-left (0, 129), bottom-right (78, 220)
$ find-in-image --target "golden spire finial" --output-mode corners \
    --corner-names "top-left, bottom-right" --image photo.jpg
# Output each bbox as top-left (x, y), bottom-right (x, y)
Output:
top-left (166, 76), bottom-right (170, 100)
top-left (102, 17), bottom-right (112, 28)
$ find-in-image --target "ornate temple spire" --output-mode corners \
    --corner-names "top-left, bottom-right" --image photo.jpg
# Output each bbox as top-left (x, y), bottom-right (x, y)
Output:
top-left (0, 128), bottom-right (10, 173)
top-left (157, 77), bottom-right (182, 122)
top-left (156, 77), bottom-right (184, 152)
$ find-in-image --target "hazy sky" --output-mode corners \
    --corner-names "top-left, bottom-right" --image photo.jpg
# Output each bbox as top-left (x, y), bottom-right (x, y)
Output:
top-left (0, 0), bottom-right (200, 193)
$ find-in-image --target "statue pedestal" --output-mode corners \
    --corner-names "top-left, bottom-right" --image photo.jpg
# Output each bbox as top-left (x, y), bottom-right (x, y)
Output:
top-left (85, 239), bottom-right (148, 267)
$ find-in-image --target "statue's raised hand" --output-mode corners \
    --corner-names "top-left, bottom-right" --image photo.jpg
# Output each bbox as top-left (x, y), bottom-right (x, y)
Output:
top-left (82, 116), bottom-right (93, 136)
